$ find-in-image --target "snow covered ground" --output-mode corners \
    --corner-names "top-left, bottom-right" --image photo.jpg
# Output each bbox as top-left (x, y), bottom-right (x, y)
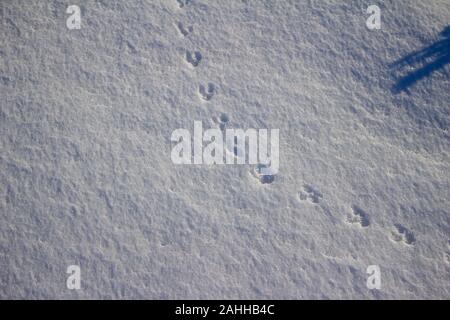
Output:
top-left (0, 0), bottom-right (449, 299)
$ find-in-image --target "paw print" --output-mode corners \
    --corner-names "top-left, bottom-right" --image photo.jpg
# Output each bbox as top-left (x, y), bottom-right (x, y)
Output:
top-left (199, 83), bottom-right (215, 101)
top-left (390, 224), bottom-right (415, 246)
top-left (177, 22), bottom-right (193, 37)
top-left (176, 0), bottom-right (192, 8)
top-left (346, 205), bottom-right (370, 227)
top-left (251, 163), bottom-right (276, 184)
top-left (212, 113), bottom-right (229, 131)
top-left (185, 50), bottom-right (202, 67)
top-left (298, 184), bottom-right (322, 204)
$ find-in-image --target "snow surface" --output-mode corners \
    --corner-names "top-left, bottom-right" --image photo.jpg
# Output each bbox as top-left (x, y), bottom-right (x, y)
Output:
top-left (0, 0), bottom-right (449, 299)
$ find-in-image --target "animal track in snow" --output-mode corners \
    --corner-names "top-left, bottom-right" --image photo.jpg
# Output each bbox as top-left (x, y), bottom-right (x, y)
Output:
top-left (176, 0), bottom-right (191, 8)
top-left (346, 205), bottom-right (370, 227)
top-left (177, 22), bottom-right (193, 37)
top-left (251, 163), bottom-right (276, 184)
top-left (390, 224), bottom-right (415, 246)
top-left (125, 40), bottom-right (137, 54)
top-left (212, 113), bottom-right (229, 131)
top-left (298, 184), bottom-right (322, 204)
top-left (185, 50), bottom-right (202, 67)
top-left (199, 83), bottom-right (215, 101)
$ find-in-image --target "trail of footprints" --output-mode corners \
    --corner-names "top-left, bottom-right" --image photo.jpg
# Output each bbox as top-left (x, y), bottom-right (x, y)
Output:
top-left (295, 184), bottom-right (423, 247)
top-left (173, 1), bottom-right (446, 257)
top-left (176, 0), bottom-right (270, 184)
top-left (176, 1), bottom-right (215, 102)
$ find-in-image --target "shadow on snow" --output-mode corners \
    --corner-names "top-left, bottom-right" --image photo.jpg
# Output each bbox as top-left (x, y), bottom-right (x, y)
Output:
top-left (390, 26), bottom-right (450, 93)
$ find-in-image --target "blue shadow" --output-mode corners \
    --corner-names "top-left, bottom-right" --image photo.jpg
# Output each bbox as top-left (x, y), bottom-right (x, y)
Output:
top-left (390, 26), bottom-right (450, 93)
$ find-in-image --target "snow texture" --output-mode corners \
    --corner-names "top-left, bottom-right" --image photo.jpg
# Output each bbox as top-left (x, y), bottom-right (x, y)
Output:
top-left (0, 0), bottom-right (449, 299)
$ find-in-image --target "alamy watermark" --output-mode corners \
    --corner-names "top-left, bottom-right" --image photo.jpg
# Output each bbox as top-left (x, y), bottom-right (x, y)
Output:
top-left (66, 5), bottom-right (81, 30)
top-left (170, 121), bottom-right (279, 175)
top-left (366, 5), bottom-right (381, 30)
top-left (66, 265), bottom-right (81, 290)
top-left (366, 265), bottom-right (381, 290)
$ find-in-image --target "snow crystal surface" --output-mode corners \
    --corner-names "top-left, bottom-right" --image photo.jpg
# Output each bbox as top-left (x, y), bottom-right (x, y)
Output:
top-left (0, 0), bottom-right (449, 299)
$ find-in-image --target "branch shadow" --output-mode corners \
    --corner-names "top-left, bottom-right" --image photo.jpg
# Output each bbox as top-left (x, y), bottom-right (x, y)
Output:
top-left (390, 26), bottom-right (450, 93)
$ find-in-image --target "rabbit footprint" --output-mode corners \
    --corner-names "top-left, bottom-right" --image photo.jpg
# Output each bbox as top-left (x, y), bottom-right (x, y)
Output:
top-left (298, 184), bottom-right (322, 204)
top-left (199, 83), bottom-right (215, 101)
top-left (212, 113), bottom-right (229, 131)
top-left (185, 51), bottom-right (202, 67)
top-left (346, 205), bottom-right (370, 228)
top-left (251, 163), bottom-right (276, 184)
top-left (390, 224), bottom-right (415, 246)
top-left (177, 0), bottom-right (191, 8)
top-left (177, 22), bottom-right (193, 37)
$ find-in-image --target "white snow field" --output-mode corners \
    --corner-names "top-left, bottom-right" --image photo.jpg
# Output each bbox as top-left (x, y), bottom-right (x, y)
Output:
top-left (0, 0), bottom-right (449, 299)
